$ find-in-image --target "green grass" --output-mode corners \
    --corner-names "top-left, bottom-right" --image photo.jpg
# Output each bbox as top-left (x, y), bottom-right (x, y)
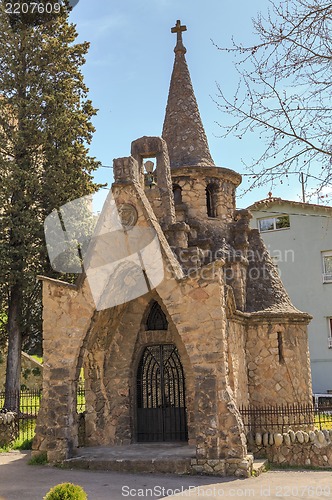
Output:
top-left (0, 390), bottom-right (84, 413)
top-left (0, 424), bottom-right (35, 452)
top-left (270, 463), bottom-right (332, 472)
top-left (30, 355), bottom-right (43, 364)
top-left (0, 441), bottom-right (31, 452)
top-left (0, 389), bottom-right (85, 453)
top-left (12, 436), bottom-right (33, 450)
top-left (28, 452), bottom-right (48, 465)
top-left (0, 393), bottom-right (41, 412)
top-left (314, 414), bottom-right (332, 429)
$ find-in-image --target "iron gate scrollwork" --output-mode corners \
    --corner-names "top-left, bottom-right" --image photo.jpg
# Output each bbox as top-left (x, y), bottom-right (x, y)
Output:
top-left (136, 344), bottom-right (188, 442)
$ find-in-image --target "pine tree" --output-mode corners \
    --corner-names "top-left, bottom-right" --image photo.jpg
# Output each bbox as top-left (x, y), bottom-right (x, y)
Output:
top-left (0, 1), bottom-right (100, 408)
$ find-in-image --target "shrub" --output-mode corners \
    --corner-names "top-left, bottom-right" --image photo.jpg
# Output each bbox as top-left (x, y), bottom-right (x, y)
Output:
top-left (28, 452), bottom-right (48, 465)
top-left (14, 438), bottom-right (33, 450)
top-left (43, 482), bottom-right (88, 499)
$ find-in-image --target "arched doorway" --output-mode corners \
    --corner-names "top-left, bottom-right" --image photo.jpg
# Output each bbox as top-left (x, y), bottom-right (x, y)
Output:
top-left (136, 344), bottom-right (188, 442)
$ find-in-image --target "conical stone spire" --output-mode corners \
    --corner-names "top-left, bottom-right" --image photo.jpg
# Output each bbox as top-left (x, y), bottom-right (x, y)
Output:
top-left (162, 20), bottom-right (215, 169)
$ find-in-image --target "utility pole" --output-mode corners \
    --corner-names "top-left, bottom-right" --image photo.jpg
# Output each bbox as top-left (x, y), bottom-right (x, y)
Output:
top-left (300, 173), bottom-right (306, 203)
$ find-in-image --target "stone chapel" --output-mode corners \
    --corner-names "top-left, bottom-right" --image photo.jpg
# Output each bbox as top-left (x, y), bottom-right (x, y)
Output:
top-left (33, 21), bottom-right (313, 476)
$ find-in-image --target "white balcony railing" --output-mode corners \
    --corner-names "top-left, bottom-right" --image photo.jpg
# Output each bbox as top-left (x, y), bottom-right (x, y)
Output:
top-left (328, 338), bottom-right (332, 349)
top-left (323, 273), bottom-right (332, 283)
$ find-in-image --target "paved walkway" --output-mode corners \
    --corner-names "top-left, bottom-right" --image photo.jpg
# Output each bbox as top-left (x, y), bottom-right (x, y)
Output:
top-left (0, 451), bottom-right (331, 499)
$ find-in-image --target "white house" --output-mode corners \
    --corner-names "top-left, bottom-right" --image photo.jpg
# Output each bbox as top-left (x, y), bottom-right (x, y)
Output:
top-left (248, 197), bottom-right (332, 394)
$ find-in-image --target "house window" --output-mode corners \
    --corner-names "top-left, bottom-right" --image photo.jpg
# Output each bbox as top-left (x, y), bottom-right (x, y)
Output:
top-left (328, 318), bottom-right (332, 349)
top-left (322, 251), bottom-right (332, 283)
top-left (258, 215), bottom-right (290, 232)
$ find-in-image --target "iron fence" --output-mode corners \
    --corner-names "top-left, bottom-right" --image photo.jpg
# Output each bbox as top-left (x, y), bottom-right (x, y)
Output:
top-left (240, 403), bottom-right (332, 433)
top-left (0, 389), bottom-right (41, 442)
top-left (0, 388), bottom-right (86, 444)
top-left (3, 391), bottom-right (331, 446)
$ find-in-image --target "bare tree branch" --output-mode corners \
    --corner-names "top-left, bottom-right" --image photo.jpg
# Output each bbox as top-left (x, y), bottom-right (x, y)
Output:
top-left (213, 0), bottom-right (332, 196)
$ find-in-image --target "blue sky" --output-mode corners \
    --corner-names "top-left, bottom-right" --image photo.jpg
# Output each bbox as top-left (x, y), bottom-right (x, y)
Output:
top-left (68, 0), bottom-right (324, 210)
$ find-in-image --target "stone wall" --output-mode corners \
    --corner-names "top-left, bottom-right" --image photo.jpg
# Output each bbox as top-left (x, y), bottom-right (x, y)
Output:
top-left (248, 429), bottom-right (332, 468)
top-left (33, 150), bottom-right (313, 475)
top-left (144, 186), bottom-right (164, 223)
top-left (82, 297), bottom-right (195, 447)
top-left (32, 277), bottom-right (96, 462)
top-left (246, 316), bottom-right (312, 406)
top-left (191, 454), bottom-right (253, 478)
top-left (227, 318), bottom-right (249, 408)
top-left (33, 170), bottom-right (249, 468)
top-left (171, 166), bottom-right (240, 223)
top-left (81, 262), bottom-right (248, 462)
top-left (0, 412), bottom-right (17, 447)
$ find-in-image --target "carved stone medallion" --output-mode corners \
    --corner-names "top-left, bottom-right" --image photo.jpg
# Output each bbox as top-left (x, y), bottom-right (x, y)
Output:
top-left (118, 203), bottom-right (138, 230)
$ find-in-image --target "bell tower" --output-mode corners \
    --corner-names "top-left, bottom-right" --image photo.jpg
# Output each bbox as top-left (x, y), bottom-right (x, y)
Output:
top-left (162, 21), bottom-right (242, 250)
top-left (162, 20), bottom-right (215, 169)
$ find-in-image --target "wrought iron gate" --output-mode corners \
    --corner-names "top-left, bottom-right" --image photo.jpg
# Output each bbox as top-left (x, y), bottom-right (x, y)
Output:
top-left (136, 344), bottom-right (188, 442)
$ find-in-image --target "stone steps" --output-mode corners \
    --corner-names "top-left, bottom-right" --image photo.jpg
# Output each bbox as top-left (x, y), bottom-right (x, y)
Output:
top-left (62, 446), bottom-right (256, 478)
top-left (62, 456), bottom-right (193, 475)
top-left (252, 458), bottom-right (269, 476)
top-left (62, 444), bottom-right (196, 475)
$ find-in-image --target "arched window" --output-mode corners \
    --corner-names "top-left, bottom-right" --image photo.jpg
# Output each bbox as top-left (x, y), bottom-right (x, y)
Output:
top-left (146, 301), bottom-right (168, 330)
top-left (206, 183), bottom-right (218, 218)
top-left (172, 184), bottom-right (182, 205)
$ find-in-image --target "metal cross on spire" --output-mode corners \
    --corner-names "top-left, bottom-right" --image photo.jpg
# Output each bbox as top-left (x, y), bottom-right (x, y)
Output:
top-left (171, 20), bottom-right (187, 54)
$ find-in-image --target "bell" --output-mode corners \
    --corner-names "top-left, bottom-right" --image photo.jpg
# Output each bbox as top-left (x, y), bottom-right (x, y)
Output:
top-left (145, 173), bottom-right (157, 188)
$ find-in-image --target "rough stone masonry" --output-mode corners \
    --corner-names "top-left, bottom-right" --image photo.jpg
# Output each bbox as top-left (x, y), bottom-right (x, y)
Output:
top-left (33, 20), bottom-right (313, 477)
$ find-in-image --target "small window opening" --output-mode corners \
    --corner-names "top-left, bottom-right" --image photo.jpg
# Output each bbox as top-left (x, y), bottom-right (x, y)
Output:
top-left (146, 301), bottom-right (168, 330)
top-left (277, 332), bottom-right (284, 364)
top-left (206, 183), bottom-right (218, 218)
top-left (173, 184), bottom-right (182, 205)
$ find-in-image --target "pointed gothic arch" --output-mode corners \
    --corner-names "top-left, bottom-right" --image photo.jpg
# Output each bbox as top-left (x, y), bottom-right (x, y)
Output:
top-left (146, 301), bottom-right (168, 330)
top-left (136, 343), bottom-right (188, 442)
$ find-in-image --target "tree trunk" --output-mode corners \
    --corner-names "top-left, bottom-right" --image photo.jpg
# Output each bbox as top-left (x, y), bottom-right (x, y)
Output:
top-left (4, 284), bottom-right (23, 412)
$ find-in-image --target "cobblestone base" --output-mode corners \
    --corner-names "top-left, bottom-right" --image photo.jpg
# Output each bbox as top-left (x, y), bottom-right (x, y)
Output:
top-left (248, 430), bottom-right (332, 468)
top-left (191, 455), bottom-right (253, 478)
top-left (0, 413), bottom-right (18, 447)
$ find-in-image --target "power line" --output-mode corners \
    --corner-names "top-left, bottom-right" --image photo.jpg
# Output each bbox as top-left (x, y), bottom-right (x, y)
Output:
top-left (239, 171), bottom-right (330, 183)
top-left (243, 208), bottom-right (332, 219)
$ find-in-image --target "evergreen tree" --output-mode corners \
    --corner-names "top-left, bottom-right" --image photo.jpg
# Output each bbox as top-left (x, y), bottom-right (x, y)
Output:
top-left (0, 0), bottom-right (100, 408)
